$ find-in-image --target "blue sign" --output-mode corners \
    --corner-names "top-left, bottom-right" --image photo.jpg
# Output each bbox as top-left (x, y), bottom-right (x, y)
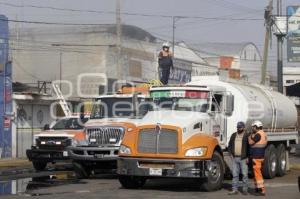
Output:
top-left (0, 15), bottom-right (12, 158)
top-left (169, 67), bottom-right (191, 83)
top-left (287, 6), bottom-right (300, 62)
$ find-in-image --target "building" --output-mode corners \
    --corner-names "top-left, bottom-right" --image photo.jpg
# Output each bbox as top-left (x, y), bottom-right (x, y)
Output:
top-left (283, 67), bottom-right (300, 107)
top-left (8, 25), bottom-right (208, 157)
top-left (188, 42), bottom-right (264, 83)
top-left (10, 25), bottom-right (206, 100)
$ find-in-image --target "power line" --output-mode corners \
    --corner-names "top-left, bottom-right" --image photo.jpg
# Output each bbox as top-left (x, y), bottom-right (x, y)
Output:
top-left (0, 18), bottom-right (106, 26)
top-left (145, 10), bottom-right (262, 31)
top-left (0, 1), bottom-right (264, 21)
top-left (208, 0), bottom-right (263, 12)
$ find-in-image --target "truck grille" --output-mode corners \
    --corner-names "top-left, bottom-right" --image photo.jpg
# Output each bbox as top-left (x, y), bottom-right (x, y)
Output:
top-left (87, 127), bottom-right (124, 145)
top-left (138, 128), bottom-right (178, 154)
top-left (36, 137), bottom-right (71, 149)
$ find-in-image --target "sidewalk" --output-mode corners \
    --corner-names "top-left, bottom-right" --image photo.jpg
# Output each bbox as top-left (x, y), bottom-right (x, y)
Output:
top-left (0, 158), bottom-right (33, 177)
top-left (0, 158), bottom-right (31, 168)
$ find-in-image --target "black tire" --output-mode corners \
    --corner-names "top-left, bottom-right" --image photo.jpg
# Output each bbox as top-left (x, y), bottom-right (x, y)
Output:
top-left (276, 144), bottom-right (287, 177)
top-left (118, 175), bottom-right (146, 189)
top-left (73, 162), bottom-right (91, 179)
top-left (200, 151), bottom-right (225, 192)
top-left (32, 161), bottom-right (47, 171)
top-left (262, 144), bottom-right (277, 179)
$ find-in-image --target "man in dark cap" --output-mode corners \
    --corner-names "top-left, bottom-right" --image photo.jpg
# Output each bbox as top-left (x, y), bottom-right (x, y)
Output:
top-left (228, 121), bottom-right (250, 195)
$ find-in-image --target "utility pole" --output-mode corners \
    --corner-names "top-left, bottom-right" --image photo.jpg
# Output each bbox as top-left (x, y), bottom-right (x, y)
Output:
top-left (51, 44), bottom-right (63, 90)
top-left (172, 16), bottom-right (176, 56)
top-left (59, 51), bottom-right (62, 90)
top-left (261, 0), bottom-right (273, 85)
top-left (172, 16), bottom-right (184, 57)
top-left (276, 0), bottom-right (284, 93)
top-left (116, 0), bottom-right (122, 80)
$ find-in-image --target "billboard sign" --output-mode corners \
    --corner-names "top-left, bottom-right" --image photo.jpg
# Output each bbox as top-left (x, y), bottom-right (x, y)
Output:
top-left (287, 6), bottom-right (300, 62)
top-left (0, 15), bottom-right (8, 71)
top-left (0, 15), bottom-right (11, 158)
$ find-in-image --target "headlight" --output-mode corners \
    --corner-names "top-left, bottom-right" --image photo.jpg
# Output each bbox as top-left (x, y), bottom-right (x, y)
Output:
top-left (84, 128), bottom-right (89, 140)
top-left (185, 147), bottom-right (207, 157)
top-left (71, 139), bottom-right (79, 146)
top-left (119, 145), bottom-right (131, 155)
top-left (33, 136), bottom-right (39, 146)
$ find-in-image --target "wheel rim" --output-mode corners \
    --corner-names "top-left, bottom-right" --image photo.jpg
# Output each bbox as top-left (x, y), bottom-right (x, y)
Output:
top-left (281, 159), bottom-right (286, 171)
top-left (271, 154), bottom-right (277, 173)
top-left (280, 152), bottom-right (286, 171)
top-left (208, 160), bottom-right (221, 183)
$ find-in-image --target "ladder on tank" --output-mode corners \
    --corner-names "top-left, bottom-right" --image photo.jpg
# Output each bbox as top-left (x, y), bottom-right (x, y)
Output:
top-left (52, 83), bottom-right (72, 117)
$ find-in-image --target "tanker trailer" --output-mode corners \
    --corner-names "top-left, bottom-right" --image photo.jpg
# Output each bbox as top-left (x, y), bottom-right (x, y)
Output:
top-left (117, 76), bottom-right (298, 191)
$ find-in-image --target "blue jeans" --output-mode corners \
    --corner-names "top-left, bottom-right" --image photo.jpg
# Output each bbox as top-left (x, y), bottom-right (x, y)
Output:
top-left (232, 157), bottom-right (248, 192)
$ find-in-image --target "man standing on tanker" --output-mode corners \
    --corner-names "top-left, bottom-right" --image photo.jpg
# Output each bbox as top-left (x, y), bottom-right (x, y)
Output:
top-left (158, 42), bottom-right (174, 85)
top-left (248, 120), bottom-right (267, 196)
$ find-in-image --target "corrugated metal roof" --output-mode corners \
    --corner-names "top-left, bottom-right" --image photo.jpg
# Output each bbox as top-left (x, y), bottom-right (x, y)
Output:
top-left (188, 42), bottom-right (256, 58)
top-left (173, 43), bottom-right (207, 64)
top-left (14, 24), bottom-right (157, 42)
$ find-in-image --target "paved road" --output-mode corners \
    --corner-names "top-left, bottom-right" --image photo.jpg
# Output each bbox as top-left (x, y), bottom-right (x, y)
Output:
top-left (0, 155), bottom-right (300, 199)
top-left (0, 169), bottom-right (299, 199)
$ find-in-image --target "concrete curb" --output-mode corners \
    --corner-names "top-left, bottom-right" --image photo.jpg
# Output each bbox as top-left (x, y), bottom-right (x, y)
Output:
top-left (0, 158), bottom-right (31, 168)
top-left (290, 164), bottom-right (300, 170)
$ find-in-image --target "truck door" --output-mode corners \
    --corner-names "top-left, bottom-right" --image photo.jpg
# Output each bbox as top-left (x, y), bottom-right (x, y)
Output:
top-left (210, 93), bottom-right (227, 147)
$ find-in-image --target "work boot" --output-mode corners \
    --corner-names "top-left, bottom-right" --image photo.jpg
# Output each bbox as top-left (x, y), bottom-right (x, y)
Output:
top-left (254, 188), bottom-right (266, 196)
top-left (254, 192), bottom-right (266, 196)
top-left (241, 190), bottom-right (248, 195)
top-left (228, 190), bottom-right (238, 195)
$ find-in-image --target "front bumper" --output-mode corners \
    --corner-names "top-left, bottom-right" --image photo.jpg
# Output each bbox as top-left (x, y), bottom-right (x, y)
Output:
top-left (68, 146), bottom-right (119, 162)
top-left (117, 157), bottom-right (210, 178)
top-left (26, 147), bottom-right (69, 162)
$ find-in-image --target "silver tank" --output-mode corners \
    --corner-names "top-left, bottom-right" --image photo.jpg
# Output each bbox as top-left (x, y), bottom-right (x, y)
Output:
top-left (230, 83), bottom-right (298, 129)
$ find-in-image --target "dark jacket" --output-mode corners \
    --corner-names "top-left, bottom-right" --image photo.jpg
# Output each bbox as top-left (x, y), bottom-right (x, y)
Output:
top-left (158, 51), bottom-right (173, 70)
top-left (249, 132), bottom-right (267, 159)
top-left (228, 132), bottom-right (250, 160)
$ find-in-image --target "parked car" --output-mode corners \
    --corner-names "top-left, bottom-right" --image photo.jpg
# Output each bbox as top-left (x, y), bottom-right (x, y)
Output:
top-left (26, 116), bottom-right (89, 171)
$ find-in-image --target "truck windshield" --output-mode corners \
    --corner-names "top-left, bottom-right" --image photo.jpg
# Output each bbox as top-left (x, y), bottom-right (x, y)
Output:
top-left (151, 90), bottom-right (209, 112)
top-left (52, 118), bottom-right (88, 130)
top-left (90, 97), bottom-right (153, 119)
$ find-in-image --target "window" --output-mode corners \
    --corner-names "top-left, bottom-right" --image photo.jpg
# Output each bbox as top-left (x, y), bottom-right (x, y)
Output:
top-left (286, 80), bottom-right (295, 84)
top-left (129, 60), bottom-right (142, 77)
top-left (211, 94), bottom-right (223, 112)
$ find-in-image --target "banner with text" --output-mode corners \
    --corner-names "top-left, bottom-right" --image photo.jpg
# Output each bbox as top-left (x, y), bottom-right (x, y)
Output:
top-left (287, 6), bottom-right (300, 62)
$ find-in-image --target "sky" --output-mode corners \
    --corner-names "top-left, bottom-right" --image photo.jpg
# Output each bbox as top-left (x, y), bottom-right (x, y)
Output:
top-left (0, 0), bottom-right (299, 75)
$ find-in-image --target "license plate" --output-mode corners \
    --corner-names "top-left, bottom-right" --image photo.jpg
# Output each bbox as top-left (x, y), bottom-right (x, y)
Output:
top-left (94, 154), bottom-right (104, 159)
top-left (63, 151), bottom-right (68, 157)
top-left (149, 168), bottom-right (162, 176)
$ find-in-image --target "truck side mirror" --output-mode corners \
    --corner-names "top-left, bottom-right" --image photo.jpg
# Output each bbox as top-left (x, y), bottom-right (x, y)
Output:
top-left (225, 95), bottom-right (234, 116)
top-left (43, 124), bottom-right (50, 130)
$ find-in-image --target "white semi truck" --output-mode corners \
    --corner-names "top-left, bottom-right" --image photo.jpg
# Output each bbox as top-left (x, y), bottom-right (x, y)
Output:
top-left (68, 91), bottom-right (152, 178)
top-left (117, 76), bottom-right (299, 191)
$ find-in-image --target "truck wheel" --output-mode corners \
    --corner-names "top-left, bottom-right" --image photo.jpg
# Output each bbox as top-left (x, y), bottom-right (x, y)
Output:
top-left (73, 162), bottom-right (91, 179)
top-left (32, 161), bottom-right (47, 171)
top-left (276, 144), bottom-right (287, 177)
top-left (263, 144), bottom-right (277, 179)
top-left (118, 175), bottom-right (146, 189)
top-left (200, 151), bottom-right (224, 192)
